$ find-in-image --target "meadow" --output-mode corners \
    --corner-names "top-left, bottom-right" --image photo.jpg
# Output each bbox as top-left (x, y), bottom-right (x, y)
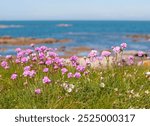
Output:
top-left (0, 43), bottom-right (149, 109)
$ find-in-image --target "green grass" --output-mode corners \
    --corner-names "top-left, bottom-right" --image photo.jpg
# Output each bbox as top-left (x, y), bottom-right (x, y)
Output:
top-left (0, 63), bottom-right (149, 109)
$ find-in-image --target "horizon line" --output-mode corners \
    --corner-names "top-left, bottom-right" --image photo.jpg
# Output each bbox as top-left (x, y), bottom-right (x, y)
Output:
top-left (0, 19), bottom-right (150, 22)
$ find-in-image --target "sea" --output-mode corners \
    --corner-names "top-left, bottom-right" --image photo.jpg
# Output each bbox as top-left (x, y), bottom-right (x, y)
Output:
top-left (0, 21), bottom-right (150, 56)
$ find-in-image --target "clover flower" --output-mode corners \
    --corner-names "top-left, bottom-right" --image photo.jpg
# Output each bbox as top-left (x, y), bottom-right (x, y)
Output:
top-left (138, 51), bottom-right (144, 57)
top-left (121, 43), bottom-right (127, 49)
top-left (43, 68), bottom-right (49, 73)
top-left (101, 51), bottom-right (111, 57)
top-left (76, 65), bottom-right (85, 72)
top-left (42, 76), bottom-right (51, 84)
top-left (11, 73), bottom-right (18, 80)
top-left (113, 46), bottom-right (121, 53)
top-left (61, 68), bottom-right (68, 75)
top-left (70, 55), bottom-right (78, 62)
top-left (35, 88), bottom-right (41, 94)
top-left (74, 72), bottom-right (81, 78)
top-left (67, 72), bottom-right (73, 78)
top-left (88, 50), bottom-right (98, 58)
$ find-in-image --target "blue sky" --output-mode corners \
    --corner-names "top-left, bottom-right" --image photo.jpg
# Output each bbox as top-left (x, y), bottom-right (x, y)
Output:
top-left (0, 0), bottom-right (150, 20)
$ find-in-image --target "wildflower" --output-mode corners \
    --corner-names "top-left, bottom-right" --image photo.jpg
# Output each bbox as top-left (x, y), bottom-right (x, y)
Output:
top-left (48, 52), bottom-right (58, 57)
top-left (30, 43), bottom-right (35, 47)
top-left (29, 70), bottom-right (36, 78)
top-left (15, 59), bottom-right (20, 64)
top-left (113, 46), bottom-right (121, 53)
top-left (23, 70), bottom-right (36, 78)
top-left (100, 83), bottom-right (105, 88)
top-left (74, 72), bottom-right (81, 78)
top-left (42, 76), bottom-right (51, 84)
top-left (88, 50), bottom-right (98, 58)
top-left (128, 55), bottom-right (134, 65)
top-left (35, 88), bottom-right (41, 94)
top-left (101, 51), bottom-right (111, 57)
top-left (62, 83), bottom-right (75, 93)
top-left (11, 73), bottom-right (18, 80)
top-left (45, 59), bottom-right (53, 65)
top-left (21, 57), bottom-right (28, 63)
top-left (32, 57), bottom-right (37, 61)
top-left (39, 52), bottom-right (45, 60)
top-left (24, 66), bottom-right (31, 71)
top-left (15, 48), bottom-right (21, 52)
top-left (1, 61), bottom-right (8, 68)
top-left (43, 68), bottom-right (49, 73)
top-left (121, 43), bottom-right (127, 49)
top-left (6, 55), bottom-right (12, 59)
top-left (70, 55), bottom-right (78, 62)
top-left (138, 51), bottom-right (144, 57)
top-left (76, 65), bottom-right (85, 72)
top-left (67, 72), bottom-right (73, 78)
top-left (61, 68), bottom-right (68, 75)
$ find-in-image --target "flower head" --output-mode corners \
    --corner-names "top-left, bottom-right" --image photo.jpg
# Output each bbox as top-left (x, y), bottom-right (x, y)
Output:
top-left (88, 50), bottom-right (98, 58)
top-left (42, 76), bottom-right (51, 84)
top-left (138, 51), bottom-right (144, 57)
top-left (43, 68), bottom-right (49, 73)
top-left (74, 72), bottom-right (81, 78)
top-left (11, 73), bottom-right (18, 80)
top-left (113, 46), bottom-right (121, 53)
top-left (121, 43), bottom-right (127, 49)
top-left (101, 51), bottom-right (111, 57)
top-left (35, 88), bottom-right (41, 94)
top-left (61, 68), bottom-right (68, 75)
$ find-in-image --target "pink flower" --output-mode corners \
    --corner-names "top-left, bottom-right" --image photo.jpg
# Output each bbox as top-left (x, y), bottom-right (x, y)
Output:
top-left (101, 51), bottom-right (111, 57)
top-left (23, 70), bottom-right (30, 77)
top-left (128, 55), bottom-right (134, 61)
top-left (43, 68), bottom-right (49, 73)
top-left (67, 72), bottom-right (73, 78)
top-left (121, 43), bottom-right (127, 49)
top-left (42, 76), bottom-right (51, 84)
top-left (45, 59), bottom-right (53, 65)
top-left (74, 72), bottom-right (81, 78)
top-left (23, 70), bottom-right (36, 78)
top-left (11, 73), bottom-right (17, 80)
top-left (1, 61), bottom-right (8, 68)
top-left (128, 55), bottom-right (135, 65)
top-left (32, 57), bottom-right (37, 61)
top-left (70, 55), bottom-right (78, 62)
top-left (35, 88), bottom-right (41, 94)
top-left (48, 52), bottom-right (58, 57)
top-left (88, 50), bottom-right (98, 57)
top-left (6, 55), bottom-right (12, 59)
top-left (61, 68), bottom-right (68, 74)
top-left (24, 66), bottom-right (31, 71)
top-left (76, 65), bottom-right (85, 72)
top-left (21, 57), bottom-right (28, 63)
top-left (138, 51), bottom-right (144, 57)
top-left (39, 52), bottom-right (45, 60)
top-left (15, 48), bottom-right (21, 52)
top-left (113, 46), bottom-right (121, 53)
top-left (15, 59), bottom-right (20, 64)
top-left (29, 70), bottom-right (36, 78)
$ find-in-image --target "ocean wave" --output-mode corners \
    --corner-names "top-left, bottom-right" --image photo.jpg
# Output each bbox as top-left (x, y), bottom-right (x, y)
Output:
top-left (64, 32), bottom-right (99, 35)
top-left (56, 24), bottom-right (72, 27)
top-left (0, 25), bottom-right (23, 29)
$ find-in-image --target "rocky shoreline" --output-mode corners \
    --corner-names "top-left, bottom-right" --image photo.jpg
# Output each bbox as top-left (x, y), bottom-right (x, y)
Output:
top-left (126, 34), bottom-right (150, 42)
top-left (0, 36), bottom-right (71, 45)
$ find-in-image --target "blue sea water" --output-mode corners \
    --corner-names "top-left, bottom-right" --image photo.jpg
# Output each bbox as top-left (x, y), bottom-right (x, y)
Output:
top-left (0, 21), bottom-right (150, 55)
